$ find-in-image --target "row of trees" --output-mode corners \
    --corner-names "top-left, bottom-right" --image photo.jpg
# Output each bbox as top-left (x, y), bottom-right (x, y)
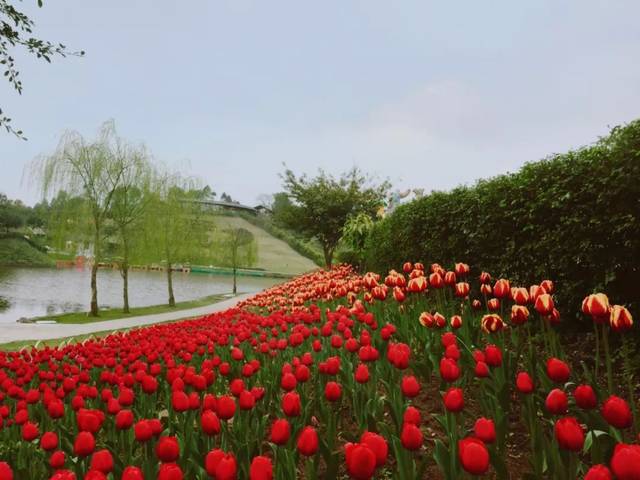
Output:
top-left (31, 121), bottom-right (254, 316)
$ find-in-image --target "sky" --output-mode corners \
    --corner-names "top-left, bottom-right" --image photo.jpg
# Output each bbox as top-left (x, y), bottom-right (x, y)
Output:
top-left (1, 0), bottom-right (639, 206)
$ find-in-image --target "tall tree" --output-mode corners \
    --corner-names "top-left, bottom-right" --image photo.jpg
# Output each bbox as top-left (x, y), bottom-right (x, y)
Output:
top-left (144, 170), bottom-right (211, 307)
top-left (33, 121), bottom-right (130, 316)
top-left (108, 145), bottom-right (152, 313)
top-left (1, 0), bottom-right (83, 139)
top-left (280, 167), bottom-right (389, 267)
top-left (224, 227), bottom-right (255, 295)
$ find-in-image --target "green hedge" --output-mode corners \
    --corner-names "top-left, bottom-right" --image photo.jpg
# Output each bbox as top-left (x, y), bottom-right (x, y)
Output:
top-left (364, 120), bottom-right (640, 326)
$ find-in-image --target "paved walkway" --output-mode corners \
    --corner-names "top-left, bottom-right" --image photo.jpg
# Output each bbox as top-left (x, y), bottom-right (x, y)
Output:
top-left (0, 293), bottom-right (254, 345)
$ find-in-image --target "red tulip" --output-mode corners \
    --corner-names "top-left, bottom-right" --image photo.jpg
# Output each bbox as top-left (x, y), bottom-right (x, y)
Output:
top-left (481, 314), bottom-right (504, 333)
top-left (249, 456), bottom-right (273, 480)
top-left (345, 443), bottom-right (377, 479)
top-left (325, 382), bottom-right (342, 402)
top-left (21, 421), bottom-right (39, 441)
top-left (610, 443), bottom-right (640, 480)
top-left (282, 392), bottom-right (301, 417)
top-left (610, 305), bottom-right (633, 332)
top-left (90, 449), bottom-right (114, 473)
top-left (484, 345), bottom-right (502, 367)
top-left (534, 293), bottom-right (554, 315)
top-left (360, 431), bottom-right (388, 467)
top-left (157, 463), bottom-right (183, 480)
top-left (554, 417), bottom-right (584, 451)
top-left (546, 358), bottom-right (570, 383)
top-left (545, 389), bottom-right (568, 415)
top-left (41, 431), bottom-right (58, 451)
top-left (403, 406), bottom-right (421, 425)
top-left (474, 417), bottom-right (496, 443)
top-left (582, 293), bottom-right (610, 322)
top-left (584, 464), bottom-right (612, 480)
top-left (50, 451), bottom-right (65, 469)
top-left (493, 279), bottom-right (510, 298)
top-left (121, 467), bottom-right (144, 480)
top-left (73, 431), bottom-right (95, 457)
top-left (574, 385), bottom-right (597, 410)
top-left (202, 410), bottom-right (221, 435)
top-left (269, 418), bottom-right (291, 445)
top-left (443, 388), bottom-right (464, 412)
top-left (474, 361), bottom-right (490, 378)
top-left (297, 426), bottom-right (319, 456)
top-left (439, 358), bottom-right (461, 382)
top-left (516, 372), bottom-right (534, 394)
top-left (216, 395), bottom-right (236, 420)
top-left (156, 436), bottom-right (180, 463)
top-left (401, 375), bottom-right (421, 397)
top-left (134, 420), bottom-right (153, 442)
top-left (602, 396), bottom-right (633, 429)
top-left (355, 364), bottom-right (370, 384)
top-left (458, 437), bottom-right (489, 475)
top-left (115, 409), bottom-right (134, 430)
top-left (511, 287), bottom-right (530, 305)
top-left (0, 462), bottom-right (13, 480)
top-left (510, 305), bottom-right (529, 325)
top-left (400, 423), bottom-right (423, 451)
top-left (454, 282), bottom-right (470, 298)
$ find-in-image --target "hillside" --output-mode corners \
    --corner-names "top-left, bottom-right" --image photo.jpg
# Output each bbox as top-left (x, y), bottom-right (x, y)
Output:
top-left (0, 237), bottom-right (54, 267)
top-left (212, 215), bottom-right (318, 275)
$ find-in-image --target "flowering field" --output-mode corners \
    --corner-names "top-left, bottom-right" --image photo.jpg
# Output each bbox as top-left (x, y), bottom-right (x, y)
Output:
top-left (0, 263), bottom-right (637, 479)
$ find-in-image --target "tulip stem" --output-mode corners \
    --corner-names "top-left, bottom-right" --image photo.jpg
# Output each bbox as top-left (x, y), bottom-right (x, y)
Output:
top-left (622, 336), bottom-right (639, 432)
top-left (601, 324), bottom-right (613, 394)
top-left (593, 321), bottom-right (600, 380)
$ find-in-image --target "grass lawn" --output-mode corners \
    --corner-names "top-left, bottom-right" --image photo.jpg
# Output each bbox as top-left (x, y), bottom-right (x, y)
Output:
top-left (28, 293), bottom-right (230, 324)
top-left (213, 215), bottom-right (318, 275)
top-left (0, 237), bottom-right (54, 267)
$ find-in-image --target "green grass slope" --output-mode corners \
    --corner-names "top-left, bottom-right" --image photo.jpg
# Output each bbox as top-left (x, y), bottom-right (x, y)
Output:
top-left (213, 215), bottom-right (318, 275)
top-left (0, 237), bottom-right (54, 267)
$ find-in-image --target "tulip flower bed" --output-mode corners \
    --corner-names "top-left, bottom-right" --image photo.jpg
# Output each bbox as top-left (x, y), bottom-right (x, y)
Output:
top-left (0, 263), bottom-right (638, 479)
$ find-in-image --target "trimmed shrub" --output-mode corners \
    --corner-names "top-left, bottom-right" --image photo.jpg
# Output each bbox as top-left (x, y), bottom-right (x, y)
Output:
top-left (364, 120), bottom-right (640, 326)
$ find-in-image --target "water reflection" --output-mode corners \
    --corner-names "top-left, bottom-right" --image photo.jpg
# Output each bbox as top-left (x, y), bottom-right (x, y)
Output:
top-left (0, 267), bottom-right (279, 323)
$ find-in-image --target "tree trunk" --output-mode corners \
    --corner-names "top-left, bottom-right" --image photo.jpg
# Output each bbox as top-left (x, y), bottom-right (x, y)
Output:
top-left (167, 262), bottom-right (175, 307)
top-left (90, 225), bottom-right (100, 316)
top-left (232, 266), bottom-right (237, 295)
top-left (90, 262), bottom-right (99, 316)
top-left (121, 234), bottom-right (130, 313)
top-left (122, 267), bottom-right (130, 313)
top-left (323, 244), bottom-right (334, 269)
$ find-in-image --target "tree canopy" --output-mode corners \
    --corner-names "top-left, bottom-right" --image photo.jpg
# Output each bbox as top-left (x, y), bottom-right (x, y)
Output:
top-left (1, 0), bottom-right (83, 139)
top-left (279, 167), bottom-right (389, 267)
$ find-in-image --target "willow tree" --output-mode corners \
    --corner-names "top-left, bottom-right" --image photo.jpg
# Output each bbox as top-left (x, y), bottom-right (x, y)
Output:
top-left (108, 145), bottom-right (153, 313)
top-left (224, 227), bottom-right (255, 294)
top-left (33, 121), bottom-right (130, 316)
top-left (143, 170), bottom-right (211, 307)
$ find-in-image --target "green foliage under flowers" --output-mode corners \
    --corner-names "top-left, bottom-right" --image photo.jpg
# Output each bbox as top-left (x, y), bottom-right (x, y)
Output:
top-left (364, 120), bottom-right (640, 327)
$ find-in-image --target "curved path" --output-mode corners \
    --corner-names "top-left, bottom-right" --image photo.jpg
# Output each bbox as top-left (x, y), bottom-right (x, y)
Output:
top-left (0, 293), bottom-right (253, 345)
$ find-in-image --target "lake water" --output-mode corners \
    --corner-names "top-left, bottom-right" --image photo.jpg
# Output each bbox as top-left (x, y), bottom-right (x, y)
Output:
top-left (0, 267), bottom-right (280, 323)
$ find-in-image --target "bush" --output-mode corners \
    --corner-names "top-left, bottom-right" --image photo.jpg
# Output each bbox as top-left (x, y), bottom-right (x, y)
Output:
top-left (364, 120), bottom-right (640, 326)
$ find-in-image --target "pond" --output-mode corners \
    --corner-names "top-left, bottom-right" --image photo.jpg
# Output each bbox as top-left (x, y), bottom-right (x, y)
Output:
top-left (0, 267), bottom-right (280, 323)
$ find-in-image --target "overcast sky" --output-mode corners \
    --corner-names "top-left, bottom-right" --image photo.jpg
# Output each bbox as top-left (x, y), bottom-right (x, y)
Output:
top-left (1, 0), bottom-right (639, 206)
